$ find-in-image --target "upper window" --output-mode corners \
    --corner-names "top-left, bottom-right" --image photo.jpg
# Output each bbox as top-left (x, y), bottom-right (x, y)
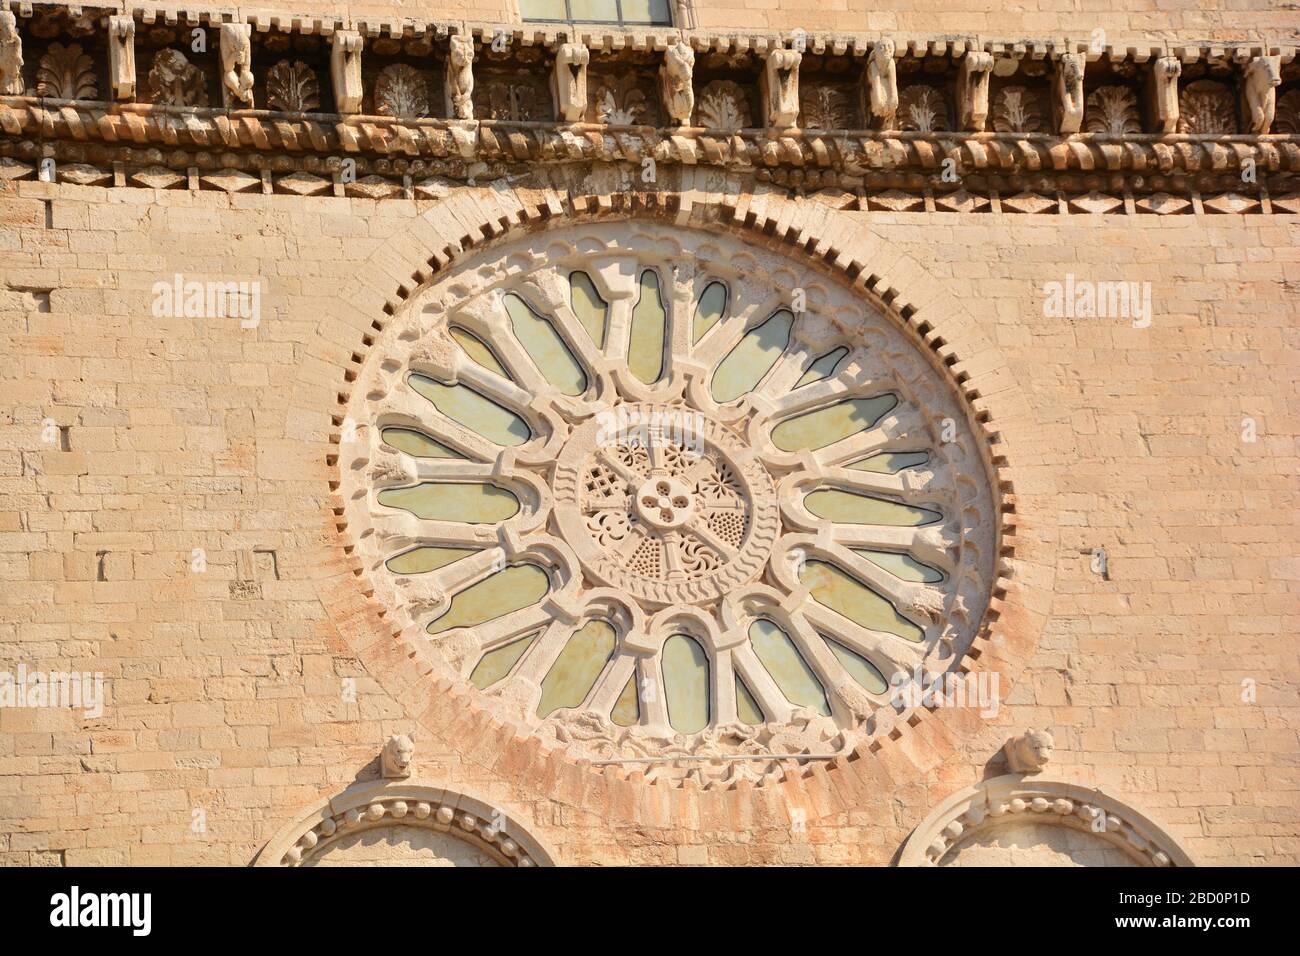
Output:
top-left (520, 0), bottom-right (673, 26)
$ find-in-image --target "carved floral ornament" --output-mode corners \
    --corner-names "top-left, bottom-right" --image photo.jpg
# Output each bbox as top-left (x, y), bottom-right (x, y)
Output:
top-left (338, 221), bottom-right (1001, 789)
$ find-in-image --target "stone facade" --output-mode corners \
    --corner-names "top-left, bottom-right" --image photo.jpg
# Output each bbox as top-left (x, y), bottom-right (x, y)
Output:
top-left (0, 1), bottom-right (1297, 867)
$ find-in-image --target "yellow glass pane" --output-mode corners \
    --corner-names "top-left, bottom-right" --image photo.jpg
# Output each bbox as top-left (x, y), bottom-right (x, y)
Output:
top-left (847, 451), bottom-right (930, 474)
top-left (770, 395), bottom-right (898, 452)
top-left (502, 293), bottom-right (587, 396)
top-left (692, 281), bottom-right (728, 343)
top-left (628, 270), bottom-right (666, 384)
top-left (823, 635), bottom-right (888, 694)
top-left (711, 310), bottom-right (794, 403)
top-left (380, 427), bottom-right (461, 459)
top-left (748, 619), bottom-right (829, 715)
top-left (377, 482), bottom-right (520, 523)
top-left (409, 374), bottom-right (530, 447)
top-left (469, 633), bottom-right (537, 689)
top-left (795, 346), bottom-right (849, 388)
top-left (735, 676), bottom-right (764, 724)
top-left (449, 327), bottom-right (509, 378)
top-left (537, 619), bottom-right (616, 717)
top-left (799, 560), bottom-right (923, 641)
top-left (611, 673), bottom-right (639, 726)
top-left (569, 271), bottom-right (608, 348)
top-left (662, 634), bottom-right (709, 733)
top-left (804, 488), bottom-right (941, 526)
top-left (854, 548), bottom-right (944, 583)
top-left (427, 564), bottom-right (550, 635)
top-left (385, 546), bottom-right (478, 574)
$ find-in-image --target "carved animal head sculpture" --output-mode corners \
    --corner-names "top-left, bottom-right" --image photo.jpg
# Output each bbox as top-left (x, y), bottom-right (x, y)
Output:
top-left (1005, 728), bottom-right (1055, 774)
top-left (0, 11), bottom-right (25, 96)
top-left (1243, 55), bottom-right (1281, 133)
top-left (763, 47), bottom-right (802, 127)
top-left (554, 42), bottom-right (590, 122)
top-left (660, 40), bottom-right (695, 125)
top-left (381, 733), bottom-right (415, 778)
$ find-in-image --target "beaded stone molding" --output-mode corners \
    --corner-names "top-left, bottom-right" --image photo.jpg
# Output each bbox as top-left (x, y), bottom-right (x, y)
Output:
top-left (898, 775), bottom-right (1198, 867)
top-left (1, 3), bottom-right (1298, 207)
top-left (336, 218), bottom-right (1003, 788)
top-left (255, 779), bottom-right (557, 867)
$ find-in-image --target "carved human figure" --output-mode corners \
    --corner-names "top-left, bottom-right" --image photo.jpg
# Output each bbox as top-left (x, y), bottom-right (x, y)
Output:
top-left (553, 42), bottom-right (589, 123)
top-left (107, 15), bottom-right (136, 101)
top-left (0, 11), bottom-right (23, 96)
top-left (1005, 728), bottom-right (1054, 773)
top-left (659, 40), bottom-right (694, 126)
top-left (219, 23), bottom-right (254, 108)
top-left (762, 46), bottom-right (802, 128)
top-left (445, 34), bottom-right (474, 120)
top-left (865, 38), bottom-right (898, 129)
top-left (1242, 55), bottom-right (1281, 134)
top-left (381, 733), bottom-right (415, 778)
top-left (1054, 52), bottom-right (1085, 134)
top-left (956, 50), bottom-right (993, 131)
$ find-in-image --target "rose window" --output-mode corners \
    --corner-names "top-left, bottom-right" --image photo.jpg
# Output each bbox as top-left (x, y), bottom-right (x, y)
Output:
top-left (340, 221), bottom-right (999, 786)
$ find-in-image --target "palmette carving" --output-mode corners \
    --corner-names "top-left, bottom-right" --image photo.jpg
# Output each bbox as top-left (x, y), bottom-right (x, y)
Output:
top-left (1085, 85), bottom-right (1141, 134)
top-left (696, 79), bottom-right (751, 129)
top-left (801, 84), bottom-right (856, 130)
top-left (1275, 89), bottom-right (1300, 134)
top-left (445, 34), bottom-right (474, 120)
top-left (898, 85), bottom-right (950, 132)
top-left (37, 42), bottom-right (97, 100)
top-left (1177, 79), bottom-right (1235, 134)
top-left (375, 63), bottom-right (429, 119)
top-left (0, 11), bottom-right (24, 96)
top-left (659, 40), bottom-right (694, 125)
top-left (265, 60), bottom-right (320, 112)
top-left (149, 48), bottom-right (207, 107)
top-left (992, 86), bottom-right (1047, 133)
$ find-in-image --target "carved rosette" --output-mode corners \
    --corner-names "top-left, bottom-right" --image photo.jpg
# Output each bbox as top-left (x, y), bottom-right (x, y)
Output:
top-left (339, 222), bottom-right (1000, 787)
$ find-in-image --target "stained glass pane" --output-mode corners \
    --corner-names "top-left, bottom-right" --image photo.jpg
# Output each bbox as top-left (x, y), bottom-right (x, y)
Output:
top-left (409, 374), bottom-right (531, 446)
top-left (711, 310), bottom-right (794, 403)
top-left (380, 427), bottom-right (461, 459)
top-left (537, 620), bottom-right (617, 717)
top-left (377, 482), bottom-right (520, 523)
top-left (795, 347), bottom-right (849, 388)
top-left (692, 281), bottom-right (728, 343)
top-left (503, 293), bottom-right (587, 396)
top-left (847, 451), bottom-right (930, 474)
top-left (662, 634), bottom-right (710, 733)
top-left (799, 560), bottom-right (923, 641)
top-left (470, 633), bottom-right (537, 689)
top-left (450, 327), bottom-right (509, 378)
top-left (611, 673), bottom-right (639, 726)
top-left (770, 395), bottom-right (898, 451)
top-left (855, 548), bottom-right (944, 583)
top-left (569, 271), bottom-right (608, 348)
top-left (804, 489), bottom-right (942, 526)
top-left (824, 635), bottom-right (888, 694)
top-left (749, 619), bottom-right (829, 715)
top-left (628, 270), bottom-right (666, 384)
top-left (427, 564), bottom-right (550, 635)
top-left (735, 676), bottom-right (764, 724)
top-left (385, 546), bottom-right (477, 575)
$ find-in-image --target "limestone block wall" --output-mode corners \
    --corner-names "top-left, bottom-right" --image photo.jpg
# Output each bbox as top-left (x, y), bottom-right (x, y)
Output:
top-left (0, 170), bottom-right (1295, 866)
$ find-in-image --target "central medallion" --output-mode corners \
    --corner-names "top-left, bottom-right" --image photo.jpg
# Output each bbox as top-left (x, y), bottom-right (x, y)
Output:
top-left (551, 403), bottom-right (779, 608)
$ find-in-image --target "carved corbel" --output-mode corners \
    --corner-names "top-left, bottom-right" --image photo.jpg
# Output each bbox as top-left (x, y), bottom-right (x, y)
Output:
top-left (1053, 51), bottom-right (1085, 134)
top-left (762, 46), bottom-right (802, 128)
top-left (1146, 55), bottom-right (1181, 134)
top-left (1242, 54), bottom-right (1281, 134)
top-left (444, 34), bottom-right (474, 120)
top-left (331, 30), bottom-right (363, 115)
top-left (0, 10), bottom-right (24, 96)
top-left (863, 38), bottom-right (898, 130)
top-left (106, 15), bottom-right (136, 101)
top-left (659, 39), bottom-right (695, 126)
top-left (552, 42), bottom-right (589, 123)
top-left (956, 49), bottom-right (993, 131)
top-left (219, 23), bottom-right (254, 108)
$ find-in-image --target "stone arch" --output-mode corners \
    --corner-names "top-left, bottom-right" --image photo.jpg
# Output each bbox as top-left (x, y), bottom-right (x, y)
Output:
top-left (283, 167), bottom-right (1055, 833)
top-left (898, 775), bottom-right (1198, 867)
top-left (255, 780), bottom-right (558, 867)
